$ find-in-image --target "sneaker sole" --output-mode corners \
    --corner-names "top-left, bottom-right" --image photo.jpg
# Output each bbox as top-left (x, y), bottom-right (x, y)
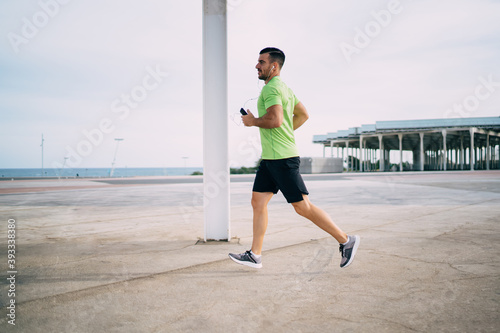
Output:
top-left (228, 254), bottom-right (262, 269)
top-left (342, 235), bottom-right (360, 268)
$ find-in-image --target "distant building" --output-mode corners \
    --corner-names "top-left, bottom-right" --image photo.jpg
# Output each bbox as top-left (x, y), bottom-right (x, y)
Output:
top-left (299, 157), bottom-right (343, 174)
top-left (313, 117), bottom-right (500, 172)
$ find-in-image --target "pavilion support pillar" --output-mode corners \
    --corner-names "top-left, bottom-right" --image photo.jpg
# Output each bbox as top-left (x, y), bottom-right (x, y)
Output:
top-left (486, 134), bottom-right (490, 170)
top-left (460, 135), bottom-right (464, 170)
top-left (359, 136), bottom-right (364, 172)
top-left (420, 133), bottom-right (425, 171)
top-left (346, 141), bottom-right (350, 172)
top-left (378, 135), bottom-right (384, 172)
top-left (442, 129), bottom-right (447, 171)
top-left (470, 128), bottom-right (475, 171)
top-left (398, 133), bottom-right (403, 172)
top-left (342, 145), bottom-right (345, 171)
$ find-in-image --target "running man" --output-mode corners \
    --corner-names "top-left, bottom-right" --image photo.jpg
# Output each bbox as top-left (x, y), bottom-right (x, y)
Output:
top-left (229, 47), bottom-right (360, 269)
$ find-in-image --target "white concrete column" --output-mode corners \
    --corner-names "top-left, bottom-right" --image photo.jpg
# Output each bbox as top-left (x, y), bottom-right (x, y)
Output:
top-left (454, 149), bottom-right (457, 170)
top-left (330, 140), bottom-right (333, 157)
top-left (460, 135), bottom-right (464, 170)
top-left (353, 144), bottom-right (356, 172)
top-left (486, 134), bottom-right (490, 170)
top-left (203, 0), bottom-right (230, 241)
top-left (493, 143), bottom-right (496, 169)
top-left (470, 128), bottom-right (475, 171)
top-left (369, 149), bottom-right (372, 171)
top-left (378, 135), bottom-right (384, 172)
top-left (442, 129), bottom-right (447, 171)
top-left (342, 145), bottom-right (345, 170)
top-left (368, 148), bottom-right (371, 171)
top-left (366, 148), bottom-right (369, 171)
top-left (419, 133), bottom-right (424, 172)
top-left (346, 141), bottom-right (350, 172)
top-left (438, 146), bottom-right (442, 170)
top-left (355, 145), bottom-right (359, 171)
top-left (398, 133), bottom-right (403, 172)
top-left (479, 147), bottom-right (482, 169)
top-left (351, 144), bottom-right (354, 172)
top-left (359, 136), bottom-right (364, 172)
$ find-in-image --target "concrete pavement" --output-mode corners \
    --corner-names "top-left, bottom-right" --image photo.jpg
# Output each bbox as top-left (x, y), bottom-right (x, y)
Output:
top-left (1, 171), bottom-right (499, 332)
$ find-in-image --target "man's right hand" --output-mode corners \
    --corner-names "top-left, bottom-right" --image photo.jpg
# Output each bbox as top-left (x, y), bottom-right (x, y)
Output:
top-left (241, 109), bottom-right (256, 127)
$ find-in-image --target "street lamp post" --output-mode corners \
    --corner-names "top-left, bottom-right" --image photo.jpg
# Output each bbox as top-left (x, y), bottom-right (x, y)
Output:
top-left (110, 138), bottom-right (124, 177)
top-left (40, 134), bottom-right (44, 177)
top-left (58, 156), bottom-right (68, 179)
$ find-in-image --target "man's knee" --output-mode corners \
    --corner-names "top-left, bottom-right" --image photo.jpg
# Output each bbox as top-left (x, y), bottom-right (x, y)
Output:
top-left (292, 200), bottom-right (310, 217)
top-left (251, 197), bottom-right (261, 210)
top-left (251, 192), bottom-right (272, 210)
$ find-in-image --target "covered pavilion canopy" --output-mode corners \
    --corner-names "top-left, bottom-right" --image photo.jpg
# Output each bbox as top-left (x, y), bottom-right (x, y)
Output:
top-left (313, 117), bottom-right (500, 172)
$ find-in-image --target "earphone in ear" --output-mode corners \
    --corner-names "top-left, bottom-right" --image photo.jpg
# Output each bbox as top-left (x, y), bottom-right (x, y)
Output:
top-left (266, 65), bottom-right (276, 81)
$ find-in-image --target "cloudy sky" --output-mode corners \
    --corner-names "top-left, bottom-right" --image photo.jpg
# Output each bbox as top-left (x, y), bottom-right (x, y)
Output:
top-left (1, 0), bottom-right (499, 169)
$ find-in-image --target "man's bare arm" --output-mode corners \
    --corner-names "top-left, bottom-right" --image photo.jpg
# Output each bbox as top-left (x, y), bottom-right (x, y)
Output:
top-left (242, 104), bottom-right (283, 129)
top-left (293, 102), bottom-right (309, 130)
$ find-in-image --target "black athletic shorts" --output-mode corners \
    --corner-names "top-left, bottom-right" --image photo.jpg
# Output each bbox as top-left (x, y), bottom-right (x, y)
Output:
top-left (252, 156), bottom-right (309, 203)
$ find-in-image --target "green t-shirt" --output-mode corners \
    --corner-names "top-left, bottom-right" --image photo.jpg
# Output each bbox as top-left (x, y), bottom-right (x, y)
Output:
top-left (257, 76), bottom-right (300, 160)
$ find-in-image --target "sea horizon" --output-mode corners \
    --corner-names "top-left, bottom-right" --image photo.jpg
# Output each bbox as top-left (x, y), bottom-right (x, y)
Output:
top-left (0, 167), bottom-right (204, 178)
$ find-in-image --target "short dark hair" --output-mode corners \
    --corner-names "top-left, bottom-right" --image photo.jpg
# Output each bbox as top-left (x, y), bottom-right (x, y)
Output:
top-left (259, 47), bottom-right (285, 69)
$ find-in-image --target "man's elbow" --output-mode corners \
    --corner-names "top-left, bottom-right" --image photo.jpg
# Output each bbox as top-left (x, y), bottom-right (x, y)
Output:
top-left (270, 117), bottom-right (283, 128)
top-left (298, 113), bottom-right (309, 125)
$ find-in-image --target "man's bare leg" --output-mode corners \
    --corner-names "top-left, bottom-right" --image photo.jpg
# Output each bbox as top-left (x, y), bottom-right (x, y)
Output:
top-left (291, 194), bottom-right (348, 244)
top-left (250, 191), bottom-right (274, 255)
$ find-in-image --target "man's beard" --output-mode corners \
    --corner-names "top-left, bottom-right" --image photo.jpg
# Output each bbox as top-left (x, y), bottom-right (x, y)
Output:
top-left (258, 69), bottom-right (269, 81)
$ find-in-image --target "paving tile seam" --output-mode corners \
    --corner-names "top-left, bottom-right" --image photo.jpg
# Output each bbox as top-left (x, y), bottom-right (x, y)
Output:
top-left (430, 223), bottom-right (492, 242)
top-left (0, 185), bottom-right (128, 195)
top-left (3, 172), bottom-right (497, 196)
top-left (0, 227), bottom-right (184, 241)
top-left (364, 314), bottom-right (421, 332)
top-left (2, 200), bottom-right (494, 242)
top-left (0, 183), bottom-right (183, 196)
top-left (368, 249), bottom-right (491, 276)
top-left (4, 237), bottom-right (328, 307)
top-left (358, 198), bottom-right (500, 235)
top-left (2, 206), bottom-right (203, 222)
top-left (9, 211), bottom-right (199, 230)
top-left (38, 254), bottom-right (101, 268)
top-left (362, 178), bottom-right (500, 187)
top-left (0, 185), bottom-right (111, 195)
top-left (446, 272), bottom-right (500, 281)
top-left (29, 242), bottom-right (200, 270)
top-left (259, 225), bottom-right (315, 238)
top-left (0, 206), bottom-right (112, 213)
